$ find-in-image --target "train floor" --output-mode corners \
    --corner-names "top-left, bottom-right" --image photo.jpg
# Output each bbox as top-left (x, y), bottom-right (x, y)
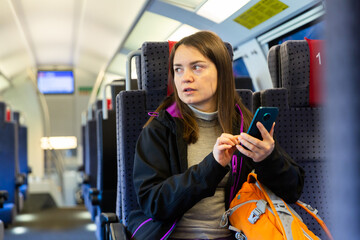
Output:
top-left (4, 194), bottom-right (97, 240)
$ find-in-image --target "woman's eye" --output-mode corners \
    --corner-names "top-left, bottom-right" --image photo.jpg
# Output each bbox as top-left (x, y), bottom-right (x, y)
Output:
top-left (193, 65), bottom-right (202, 71)
top-left (174, 68), bottom-right (182, 73)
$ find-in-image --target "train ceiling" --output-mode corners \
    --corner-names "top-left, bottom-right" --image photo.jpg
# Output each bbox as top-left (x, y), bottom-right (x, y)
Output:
top-left (0, 0), bottom-right (321, 92)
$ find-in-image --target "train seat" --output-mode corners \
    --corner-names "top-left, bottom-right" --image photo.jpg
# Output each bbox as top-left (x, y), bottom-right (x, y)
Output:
top-left (83, 100), bottom-right (102, 221)
top-left (12, 111), bottom-right (29, 201)
top-left (260, 39), bottom-right (329, 239)
top-left (92, 81), bottom-right (132, 240)
top-left (0, 102), bottom-right (18, 225)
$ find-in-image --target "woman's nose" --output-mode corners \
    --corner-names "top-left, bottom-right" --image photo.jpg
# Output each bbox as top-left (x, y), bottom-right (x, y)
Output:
top-left (182, 68), bottom-right (194, 82)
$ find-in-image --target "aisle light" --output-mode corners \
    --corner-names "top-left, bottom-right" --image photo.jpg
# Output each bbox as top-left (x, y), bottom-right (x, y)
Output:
top-left (196, 0), bottom-right (251, 23)
top-left (168, 24), bottom-right (199, 41)
top-left (41, 136), bottom-right (77, 150)
top-left (11, 227), bottom-right (28, 235)
top-left (76, 211), bottom-right (92, 220)
top-left (16, 213), bottom-right (37, 222)
top-left (85, 223), bottom-right (97, 232)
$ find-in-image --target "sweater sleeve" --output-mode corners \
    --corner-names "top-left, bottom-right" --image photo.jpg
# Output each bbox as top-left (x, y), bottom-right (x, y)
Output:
top-left (251, 142), bottom-right (305, 203)
top-left (133, 119), bottom-right (229, 222)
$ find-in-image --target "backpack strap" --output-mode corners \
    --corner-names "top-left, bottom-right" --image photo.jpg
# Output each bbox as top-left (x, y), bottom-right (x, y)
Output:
top-left (295, 200), bottom-right (334, 240)
top-left (248, 173), bottom-right (288, 239)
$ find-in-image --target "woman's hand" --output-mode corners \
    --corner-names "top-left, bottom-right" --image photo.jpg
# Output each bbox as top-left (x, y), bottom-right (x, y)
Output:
top-left (236, 122), bottom-right (275, 162)
top-left (213, 133), bottom-right (240, 167)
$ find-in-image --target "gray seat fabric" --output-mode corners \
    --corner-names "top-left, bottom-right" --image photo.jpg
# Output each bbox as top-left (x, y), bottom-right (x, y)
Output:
top-left (262, 40), bottom-right (330, 239)
top-left (116, 41), bottom-right (174, 226)
top-left (267, 44), bottom-right (281, 88)
top-left (115, 41), bottom-right (252, 227)
top-left (280, 40), bottom-right (311, 107)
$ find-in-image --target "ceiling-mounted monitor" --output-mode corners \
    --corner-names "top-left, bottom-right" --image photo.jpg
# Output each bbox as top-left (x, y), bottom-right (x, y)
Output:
top-left (37, 70), bottom-right (75, 94)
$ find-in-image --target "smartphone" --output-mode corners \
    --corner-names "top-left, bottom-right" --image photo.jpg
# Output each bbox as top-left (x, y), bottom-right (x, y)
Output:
top-left (247, 107), bottom-right (279, 140)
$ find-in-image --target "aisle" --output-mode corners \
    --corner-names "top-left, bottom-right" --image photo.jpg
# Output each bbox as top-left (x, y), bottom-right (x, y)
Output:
top-left (4, 194), bottom-right (97, 240)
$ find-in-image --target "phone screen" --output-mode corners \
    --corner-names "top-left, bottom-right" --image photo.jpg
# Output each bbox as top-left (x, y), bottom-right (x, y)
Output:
top-left (247, 107), bottom-right (279, 140)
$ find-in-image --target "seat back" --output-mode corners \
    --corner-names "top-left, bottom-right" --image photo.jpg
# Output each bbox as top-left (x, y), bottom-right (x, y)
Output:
top-left (95, 80), bottom-right (129, 211)
top-left (85, 101), bottom-right (103, 189)
top-left (12, 112), bottom-right (28, 181)
top-left (0, 102), bottom-right (17, 223)
top-left (95, 109), bottom-right (117, 212)
top-left (83, 100), bottom-right (102, 219)
top-left (116, 41), bottom-right (172, 226)
top-left (263, 40), bottom-right (329, 238)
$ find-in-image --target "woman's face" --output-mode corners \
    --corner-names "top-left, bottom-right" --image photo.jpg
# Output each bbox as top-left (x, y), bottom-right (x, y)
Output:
top-left (173, 44), bottom-right (218, 113)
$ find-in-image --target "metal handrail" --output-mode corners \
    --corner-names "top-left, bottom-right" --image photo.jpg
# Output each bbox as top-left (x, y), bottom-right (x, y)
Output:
top-left (102, 81), bottom-right (125, 120)
top-left (126, 49), bottom-right (141, 91)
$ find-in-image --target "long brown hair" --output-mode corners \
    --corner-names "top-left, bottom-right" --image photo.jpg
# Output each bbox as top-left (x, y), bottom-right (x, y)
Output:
top-left (146, 31), bottom-right (252, 143)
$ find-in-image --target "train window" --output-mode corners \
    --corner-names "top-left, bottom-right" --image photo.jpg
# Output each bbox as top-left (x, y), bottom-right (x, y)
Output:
top-left (232, 57), bottom-right (254, 91)
top-left (37, 70), bottom-right (75, 95)
top-left (233, 57), bottom-right (250, 78)
top-left (268, 20), bottom-right (324, 48)
top-left (257, 4), bottom-right (325, 53)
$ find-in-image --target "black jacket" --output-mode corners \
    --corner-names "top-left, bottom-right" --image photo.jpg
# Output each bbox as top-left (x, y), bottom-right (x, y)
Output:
top-left (127, 108), bottom-right (304, 239)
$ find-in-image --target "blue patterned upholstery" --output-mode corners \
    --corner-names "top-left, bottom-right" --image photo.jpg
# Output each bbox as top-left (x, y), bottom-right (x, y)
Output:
top-left (84, 101), bottom-right (102, 221)
top-left (12, 112), bottom-right (29, 201)
top-left (0, 102), bottom-right (17, 225)
top-left (94, 109), bottom-right (118, 240)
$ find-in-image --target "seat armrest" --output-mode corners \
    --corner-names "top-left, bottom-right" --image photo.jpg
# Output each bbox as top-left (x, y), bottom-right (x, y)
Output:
top-left (15, 173), bottom-right (26, 187)
top-left (89, 188), bottom-right (100, 205)
top-left (101, 213), bottom-right (123, 240)
top-left (0, 190), bottom-right (9, 208)
top-left (82, 174), bottom-right (90, 184)
top-left (101, 212), bottom-right (118, 224)
top-left (110, 222), bottom-right (130, 240)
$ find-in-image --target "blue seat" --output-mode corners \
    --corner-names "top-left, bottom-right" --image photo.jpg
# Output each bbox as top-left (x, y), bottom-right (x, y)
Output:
top-left (12, 111), bottom-right (29, 201)
top-left (260, 40), bottom-right (330, 239)
top-left (0, 102), bottom-right (18, 225)
top-left (83, 100), bottom-right (102, 221)
top-left (92, 81), bottom-right (131, 240)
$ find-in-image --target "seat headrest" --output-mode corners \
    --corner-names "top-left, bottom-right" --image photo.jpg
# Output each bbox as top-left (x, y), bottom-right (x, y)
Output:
top-left (279, 39), bottom-right (324, 107)
top-left (12, 112), bottom-right (20, 124)
top-left (280, 40), bottom-right (310, 107)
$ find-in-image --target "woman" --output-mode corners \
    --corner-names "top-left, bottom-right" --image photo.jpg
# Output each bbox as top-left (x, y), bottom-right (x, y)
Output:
top-left (126, 31), bottom-right (304, 239)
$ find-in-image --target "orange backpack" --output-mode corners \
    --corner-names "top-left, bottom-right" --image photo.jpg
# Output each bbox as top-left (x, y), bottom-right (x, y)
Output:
top-left (220, 173), bottom-right (333, 240)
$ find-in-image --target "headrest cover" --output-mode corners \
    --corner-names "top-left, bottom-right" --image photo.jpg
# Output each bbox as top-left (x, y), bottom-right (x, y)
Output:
top-left (305, 37), bottom-right (325, 107)
top-left (6, 109), bottom-right (11, 122)
top-left (167, 41), bottom-right (177, 96)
